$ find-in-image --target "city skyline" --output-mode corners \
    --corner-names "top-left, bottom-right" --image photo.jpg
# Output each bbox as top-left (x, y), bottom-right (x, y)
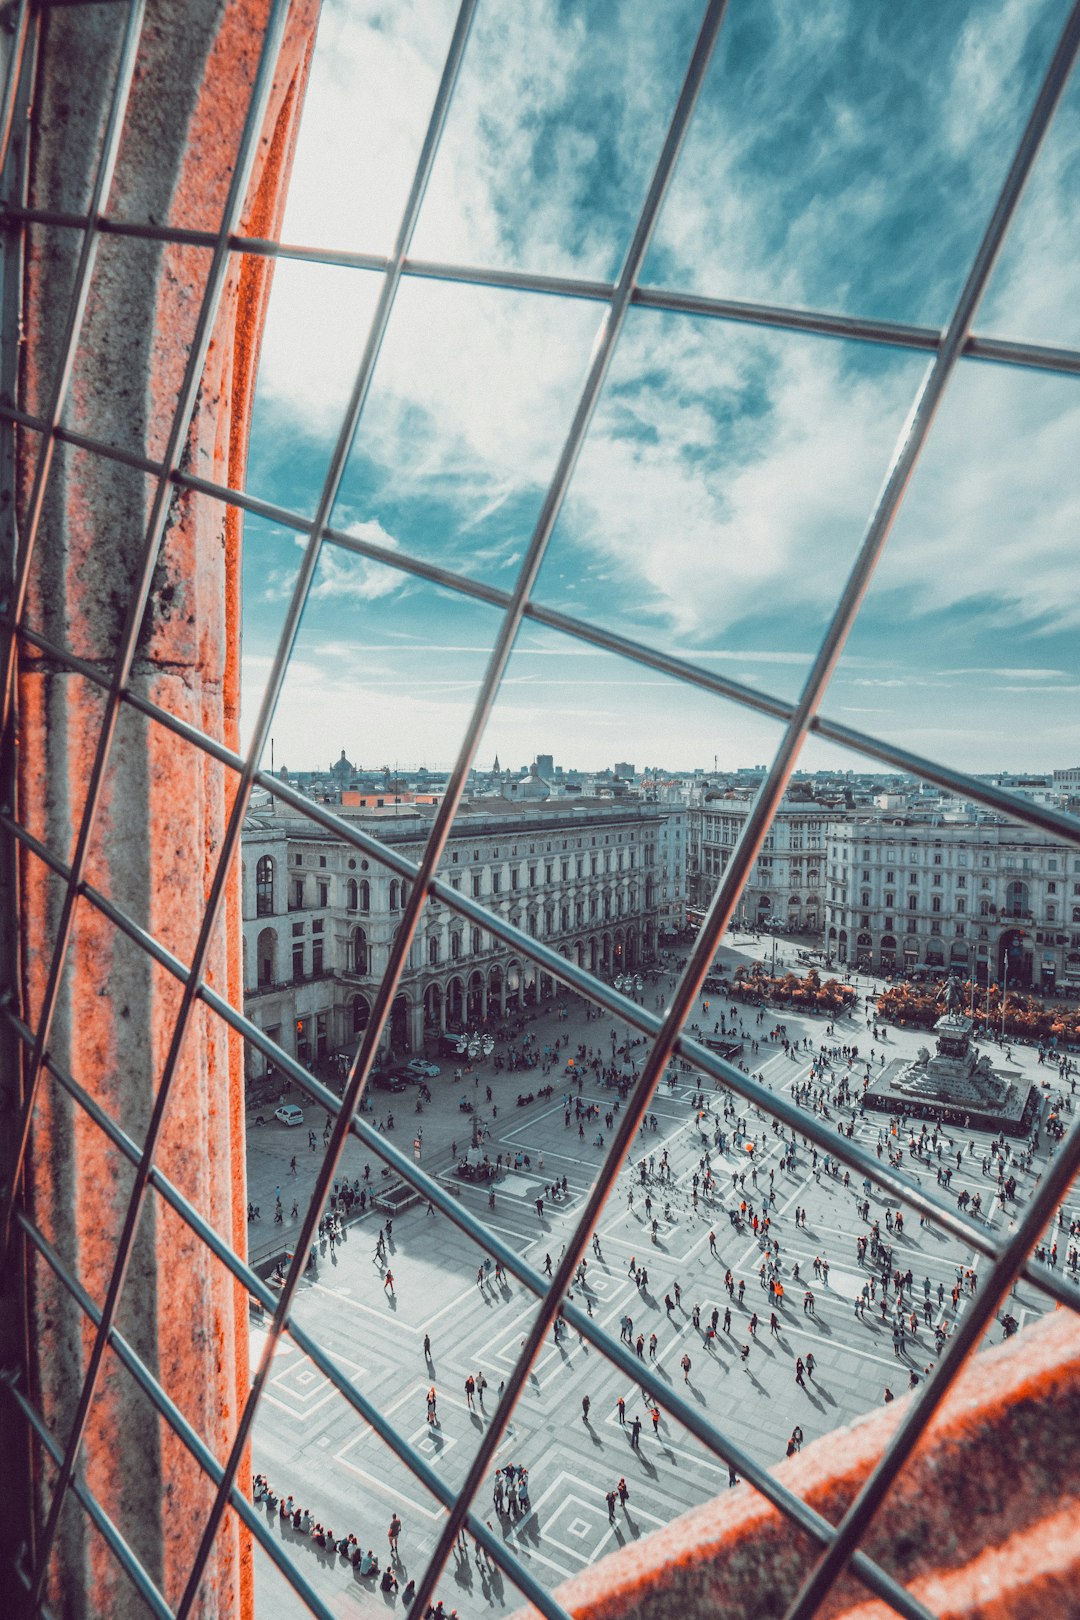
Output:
top-left (241, 0), bottom-right (1080, 777)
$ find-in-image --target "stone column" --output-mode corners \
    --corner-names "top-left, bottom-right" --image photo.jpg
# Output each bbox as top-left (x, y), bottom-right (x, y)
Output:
top-left (12, 3), bottom-right (318, 1617)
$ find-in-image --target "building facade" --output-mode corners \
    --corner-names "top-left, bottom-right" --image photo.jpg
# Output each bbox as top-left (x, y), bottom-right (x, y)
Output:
top-left (688, 797), bottom-right (836, 934)
top-left (242, 799), bottom-right (663, 1073)
top-left (655, 809), bottom-right (688, 933)
top-left (825, 818), bottom-right (1080, 990)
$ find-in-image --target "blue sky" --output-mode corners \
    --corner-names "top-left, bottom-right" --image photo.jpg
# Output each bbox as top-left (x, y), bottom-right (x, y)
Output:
top-left (240, 0), bottom-right (1080, 778)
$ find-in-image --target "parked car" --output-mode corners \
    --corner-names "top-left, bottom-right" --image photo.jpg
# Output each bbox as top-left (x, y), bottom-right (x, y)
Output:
top-left (406, 1059), bottom-right (441, 1079)
top-left (274, 1104), bottom-right (304, 1127)
top-left (371, 1072), bottom-right (408, 1092)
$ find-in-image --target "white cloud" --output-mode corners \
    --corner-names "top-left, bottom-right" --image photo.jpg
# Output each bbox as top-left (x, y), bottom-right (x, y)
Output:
top-left (248, 0), bottom-right (1080, 776)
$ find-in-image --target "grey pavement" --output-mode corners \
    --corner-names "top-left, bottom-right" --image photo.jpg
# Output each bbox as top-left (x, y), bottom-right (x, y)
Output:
top-left (244, 932), bottom-right (1077, 1619)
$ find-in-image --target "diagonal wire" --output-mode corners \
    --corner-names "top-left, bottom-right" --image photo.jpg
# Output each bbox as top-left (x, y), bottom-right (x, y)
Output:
top-left (0, 0), bottom-right (284, 1264)
top-left (185, 0), bottom-right (732, 1609)
top-left (7, 549), bottom-right (1080, 860)
top-left (783, 1112), bottom-right (1080, 1620)
top-left (168, 6), bottom-right (484, 1615)
top-left (7, 199), bottom-right (1080, 379)
top-left (20, 3), bottom-right (296, 1606)
top-left (395, 5), bottom-right (737, 1615)
top-left (400, 0), bottom-right (1080, 1612)
top-left (655, 3), bottom-right (1080, 1613)
top-left (0, 0), bottom-right (31, 187)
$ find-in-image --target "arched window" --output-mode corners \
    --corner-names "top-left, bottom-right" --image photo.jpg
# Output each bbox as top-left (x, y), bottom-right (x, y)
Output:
top-left (428, 936), bottom-right (440, 966)
top-left (346, 878), bottom-right (358, 911)
top-left (351, 926), bottom-right (368, 975)
top-left (359, 879), bottom-right (370, 912)
top-left (256, 927), bottom-right (276, 986)
top-left (1072, 906), bottom-right (1080, 924)
top-left (256, 855), bottom-right (274, 916)
top-left (389, 880), bottom-right (400, 911)
top-left (544, 905), bottom-right (554, 935)
top-left (450, 931), bottom-right (462, 960)
top-left (1004, 880), bottom-right (1029, 917)
top-left (352, 995), bottom-right (369, 1034)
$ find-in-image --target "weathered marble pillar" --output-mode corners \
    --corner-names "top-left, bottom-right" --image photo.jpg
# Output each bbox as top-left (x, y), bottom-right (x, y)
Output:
top-left (12, 3), bottom-right (318, 1615)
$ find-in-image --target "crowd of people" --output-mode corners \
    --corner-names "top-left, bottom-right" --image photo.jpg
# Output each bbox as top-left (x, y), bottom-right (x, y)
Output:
top-left (251, 1475), bottom-right (411, 1599)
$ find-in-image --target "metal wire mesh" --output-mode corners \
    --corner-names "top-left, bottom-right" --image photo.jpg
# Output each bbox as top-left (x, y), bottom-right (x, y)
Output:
top-left (1, 3), bottom-right (1079, 1620)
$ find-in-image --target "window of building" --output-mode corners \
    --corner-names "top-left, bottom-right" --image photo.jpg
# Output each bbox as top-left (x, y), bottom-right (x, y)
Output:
top-left (318, 880), bottom-right (328, 907)
top-left (908, 895), bottom-right (918, 910)
top-left (472, 874), bottom-right (482, 899)
top-left (255, 855), bottom-right (275, 916)
top-left (292, 942), bottom-right (304, 980)
top-left (256, 928), bottom-right (276, 987)
top-left (311, 939), bottom-right (323, 976)
top-left (292, 878), bottom-right (304, 911)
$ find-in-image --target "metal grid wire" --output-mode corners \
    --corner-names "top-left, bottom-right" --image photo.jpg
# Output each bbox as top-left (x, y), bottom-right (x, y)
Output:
top-left (1, 2), bottom-right (1079, 1618)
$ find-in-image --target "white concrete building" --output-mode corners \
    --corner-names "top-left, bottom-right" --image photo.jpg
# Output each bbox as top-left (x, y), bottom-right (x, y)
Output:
top-left (656, 809), bottom-right (688, 932)
top-left (688, 795), bottom-right (838, 934)
top-left (242, 798), bottom-right (664, 1074)
top-left (825, 818), bottom-right (1080, 991)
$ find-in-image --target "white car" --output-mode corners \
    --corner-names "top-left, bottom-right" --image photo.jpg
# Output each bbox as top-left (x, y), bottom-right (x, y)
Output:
top-left (405, 1059), bottom-right (441, 1079)
top-left (275, 1104), bottom-right (304, 1126)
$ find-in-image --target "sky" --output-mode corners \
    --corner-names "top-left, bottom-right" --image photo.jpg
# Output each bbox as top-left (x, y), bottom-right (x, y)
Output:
top-left (239, 0), bottom-right (1080, 780)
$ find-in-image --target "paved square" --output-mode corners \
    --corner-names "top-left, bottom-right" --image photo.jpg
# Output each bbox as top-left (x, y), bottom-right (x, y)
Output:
top-left (247, 945), bottom-right (1075, 1619)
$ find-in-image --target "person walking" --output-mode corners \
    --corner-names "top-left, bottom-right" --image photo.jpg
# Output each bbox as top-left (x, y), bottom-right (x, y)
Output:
top-left (630, 1415), bottom-right (641, 1448)
top-left (388, 1514), bottom-right (401, 1556)
top-left (681, 1353), bottom-right (692, 1383)
top-left (581, 1395), bottom-right (591, 1423)
top-left (617, 1477), bottom-right (629, 1507)
top-left (606, 1488), bottom-right (617, 1521)
top-left (651, 1406), bottom-right (660, 1436)
top-left (383, 1269), bottom-right (394, 1295)
top-left (616, 1396), bottom-right (626, 1423)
